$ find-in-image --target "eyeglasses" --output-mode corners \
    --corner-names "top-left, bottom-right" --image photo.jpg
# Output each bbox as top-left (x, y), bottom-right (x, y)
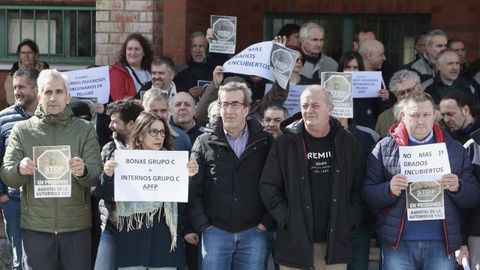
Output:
top-left (148, 128), bottom-right (166, 137)
top-left (20, 51), bottom-right (34, 56)
top-left (396, 83), bottom-right (419, 97)
top-left (218, 101), bottom-right (246, 109)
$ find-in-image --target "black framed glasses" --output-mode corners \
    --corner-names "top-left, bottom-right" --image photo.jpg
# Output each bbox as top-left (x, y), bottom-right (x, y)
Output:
top-left (396, 83), bottom-right (419, 97)
top-left (148, 128), bottom-right (166, 137)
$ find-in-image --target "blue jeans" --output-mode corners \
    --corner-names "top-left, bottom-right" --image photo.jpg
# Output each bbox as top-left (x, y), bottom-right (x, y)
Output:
top-left (201, 226), bottom-right (270, 270)
top-left (93, 222), bottom-right (118, 270)
top-left (2, 199), bottom-right (22, 270)
top-left (382, 240), bottom-right (455, 270)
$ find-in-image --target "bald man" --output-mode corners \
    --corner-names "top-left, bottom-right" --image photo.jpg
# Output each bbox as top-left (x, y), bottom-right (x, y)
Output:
top-left (260, 85), bottom-right (365, 270)
top-left (354, 39), bottom-right (394, 129)
top-left (170, 91), bottom-right (204, 143)
top-left (359, 40), bottom-right (386, 71)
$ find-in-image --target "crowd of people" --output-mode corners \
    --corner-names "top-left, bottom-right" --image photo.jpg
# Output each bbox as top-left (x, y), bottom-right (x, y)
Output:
top-left (1, 19), bottom-right (480, 270)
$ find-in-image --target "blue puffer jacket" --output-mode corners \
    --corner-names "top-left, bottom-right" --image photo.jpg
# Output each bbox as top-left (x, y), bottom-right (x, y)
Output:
top-left (0, 105), bottom-right (31, 199)
top-left (362, 121), bottom-right (480, 255)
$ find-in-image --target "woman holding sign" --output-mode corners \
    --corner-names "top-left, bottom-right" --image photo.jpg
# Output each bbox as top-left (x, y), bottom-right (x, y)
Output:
top-left (98, 112), bottom-right (198, 270)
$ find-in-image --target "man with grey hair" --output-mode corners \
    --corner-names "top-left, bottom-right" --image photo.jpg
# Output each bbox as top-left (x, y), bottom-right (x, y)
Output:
top-left (375, 69), bottom-right (422, 137)
top-left (175, 31), bottom-right (228, 98)
top-left (0, 67), bottom-right (39, 270)
top-left (260, 85), bottom-right (365, 269)
top-left (299, 22), bottom-right (338, 82)
top-left (189, 81), bottom-right (274, 269)
top-left (423, 48), bottom-right (480, 105)
top-left (1, 69), bottom-right (102, 270)
top-left (410, 29), bottom-right (448, 82)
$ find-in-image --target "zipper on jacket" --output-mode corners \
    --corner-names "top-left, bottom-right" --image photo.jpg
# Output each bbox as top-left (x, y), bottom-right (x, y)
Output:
top-left (24, 179), bottom-right (29, 211)
top-left (442, 219), bottom-right (451, 256)
top-left (83, 188), bottom-right (88, 209)
top-left (393, 206), bottom-right (407, 249)
top-left (53, 128), bottom-right (59, 234)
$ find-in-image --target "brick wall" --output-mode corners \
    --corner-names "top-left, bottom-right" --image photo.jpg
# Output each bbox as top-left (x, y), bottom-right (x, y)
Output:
top-left (95, 0), bottom-right (162, 66)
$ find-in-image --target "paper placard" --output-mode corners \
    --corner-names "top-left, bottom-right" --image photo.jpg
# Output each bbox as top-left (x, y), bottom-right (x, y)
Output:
top-left (114, 150), bottom-right (189, 202)
top-left (349, 71), bottom-right (383, 98)
top-left (209, 15), bottom-right (237, 54)
top-left (33, 145), bottom-right (71, 198)
top-left (223, 41), bottom-right (275, 81)
top-left (270, 44), bottom-right (298, 89)
top-left (406, 181), bottom-right (445, 221)
top-left (321, 72), bottom-right (353, 118)
top-left (64, 66), bottom-right (110, 104)
top-left (399, 143), bottom-right (451, 183)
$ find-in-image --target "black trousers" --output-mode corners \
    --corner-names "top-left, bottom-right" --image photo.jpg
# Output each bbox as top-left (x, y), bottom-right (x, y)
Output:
top-left (22, 229), bottom-right (91, 270)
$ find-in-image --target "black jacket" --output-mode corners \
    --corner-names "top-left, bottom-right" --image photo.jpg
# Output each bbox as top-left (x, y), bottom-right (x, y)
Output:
top-left (259, 115), bottom-right (365, 268)
top-left (189, 117), bottom-right (274, 233)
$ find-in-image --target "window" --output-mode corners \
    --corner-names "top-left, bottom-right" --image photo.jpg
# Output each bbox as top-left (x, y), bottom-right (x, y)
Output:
top-left (264, 14), bottom-right (430, 70)
top-left (0, 5), bottom-right (95, 64)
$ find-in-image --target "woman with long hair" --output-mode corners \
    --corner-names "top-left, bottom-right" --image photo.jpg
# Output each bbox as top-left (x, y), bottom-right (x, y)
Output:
top-left (4, 39), bottom-right (49, 105)
top-left (109, 33), bottom-right (153, 101)
top-left (99, 112), bottom-right (198, 269)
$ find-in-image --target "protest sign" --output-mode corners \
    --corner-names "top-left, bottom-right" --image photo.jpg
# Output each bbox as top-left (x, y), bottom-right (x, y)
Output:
top-left (270, 44), bottom-right (298, 89)
top-left (114, 150), bottom-right (189, 202)
top-left (33, 145), bottom-right (71, 198)
top-left (265, 84), bottom-right (307, 116)
top-left (406, 181), bottom-right (445, 221)
top-left (209, 15), bottom-right (237, 54)
top-left (321, 72), bottom-right (353, 118)
top-left (349, 71), bottom-right (383, 98)
top-left (64, 66), bottom-right (110, 104)
top-left (399, 143), bottom-right (451, 183)
top-left (223, 41), bottom-right (275, 81)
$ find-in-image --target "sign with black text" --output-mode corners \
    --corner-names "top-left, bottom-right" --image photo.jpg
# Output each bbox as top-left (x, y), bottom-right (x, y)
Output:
top-left (114, 150), bottom-right (189, 202)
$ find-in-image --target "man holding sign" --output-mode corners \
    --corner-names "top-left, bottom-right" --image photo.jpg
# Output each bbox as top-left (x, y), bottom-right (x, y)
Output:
top-left (363, 92), bottom-right (480, 270)
top-left (2, 69), bottom-right (102, 270)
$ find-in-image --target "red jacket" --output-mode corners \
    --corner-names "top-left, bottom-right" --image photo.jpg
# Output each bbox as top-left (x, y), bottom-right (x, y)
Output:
top-left (109, 62), bottom-right (136, 100)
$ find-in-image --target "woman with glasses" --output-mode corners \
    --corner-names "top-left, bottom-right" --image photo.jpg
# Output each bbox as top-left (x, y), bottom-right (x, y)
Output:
top-left (4, 39), bottom-right (49, 105)
top-left (98, 112), bottom-right (198, 270)
top-left (109, 33), bottom-right (153, 101)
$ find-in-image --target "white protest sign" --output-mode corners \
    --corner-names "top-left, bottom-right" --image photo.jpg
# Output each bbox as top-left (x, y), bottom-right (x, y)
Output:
top-left (349, 71), bottom-right (382, 98)
top-left (210, 15), bottom-right (237, 54)
top-left (223, 41), bottom-right (275, 81)
top-left (270, 44), bottom-right (298, 89)
top-left (114, 150), bottom-right (189, 202)
top-left (265, 84), bottom-right (307, 116)
top-left (64, 66), bottom-right (110, 104)
top-left (399, 143), bottom-right (451, 183)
